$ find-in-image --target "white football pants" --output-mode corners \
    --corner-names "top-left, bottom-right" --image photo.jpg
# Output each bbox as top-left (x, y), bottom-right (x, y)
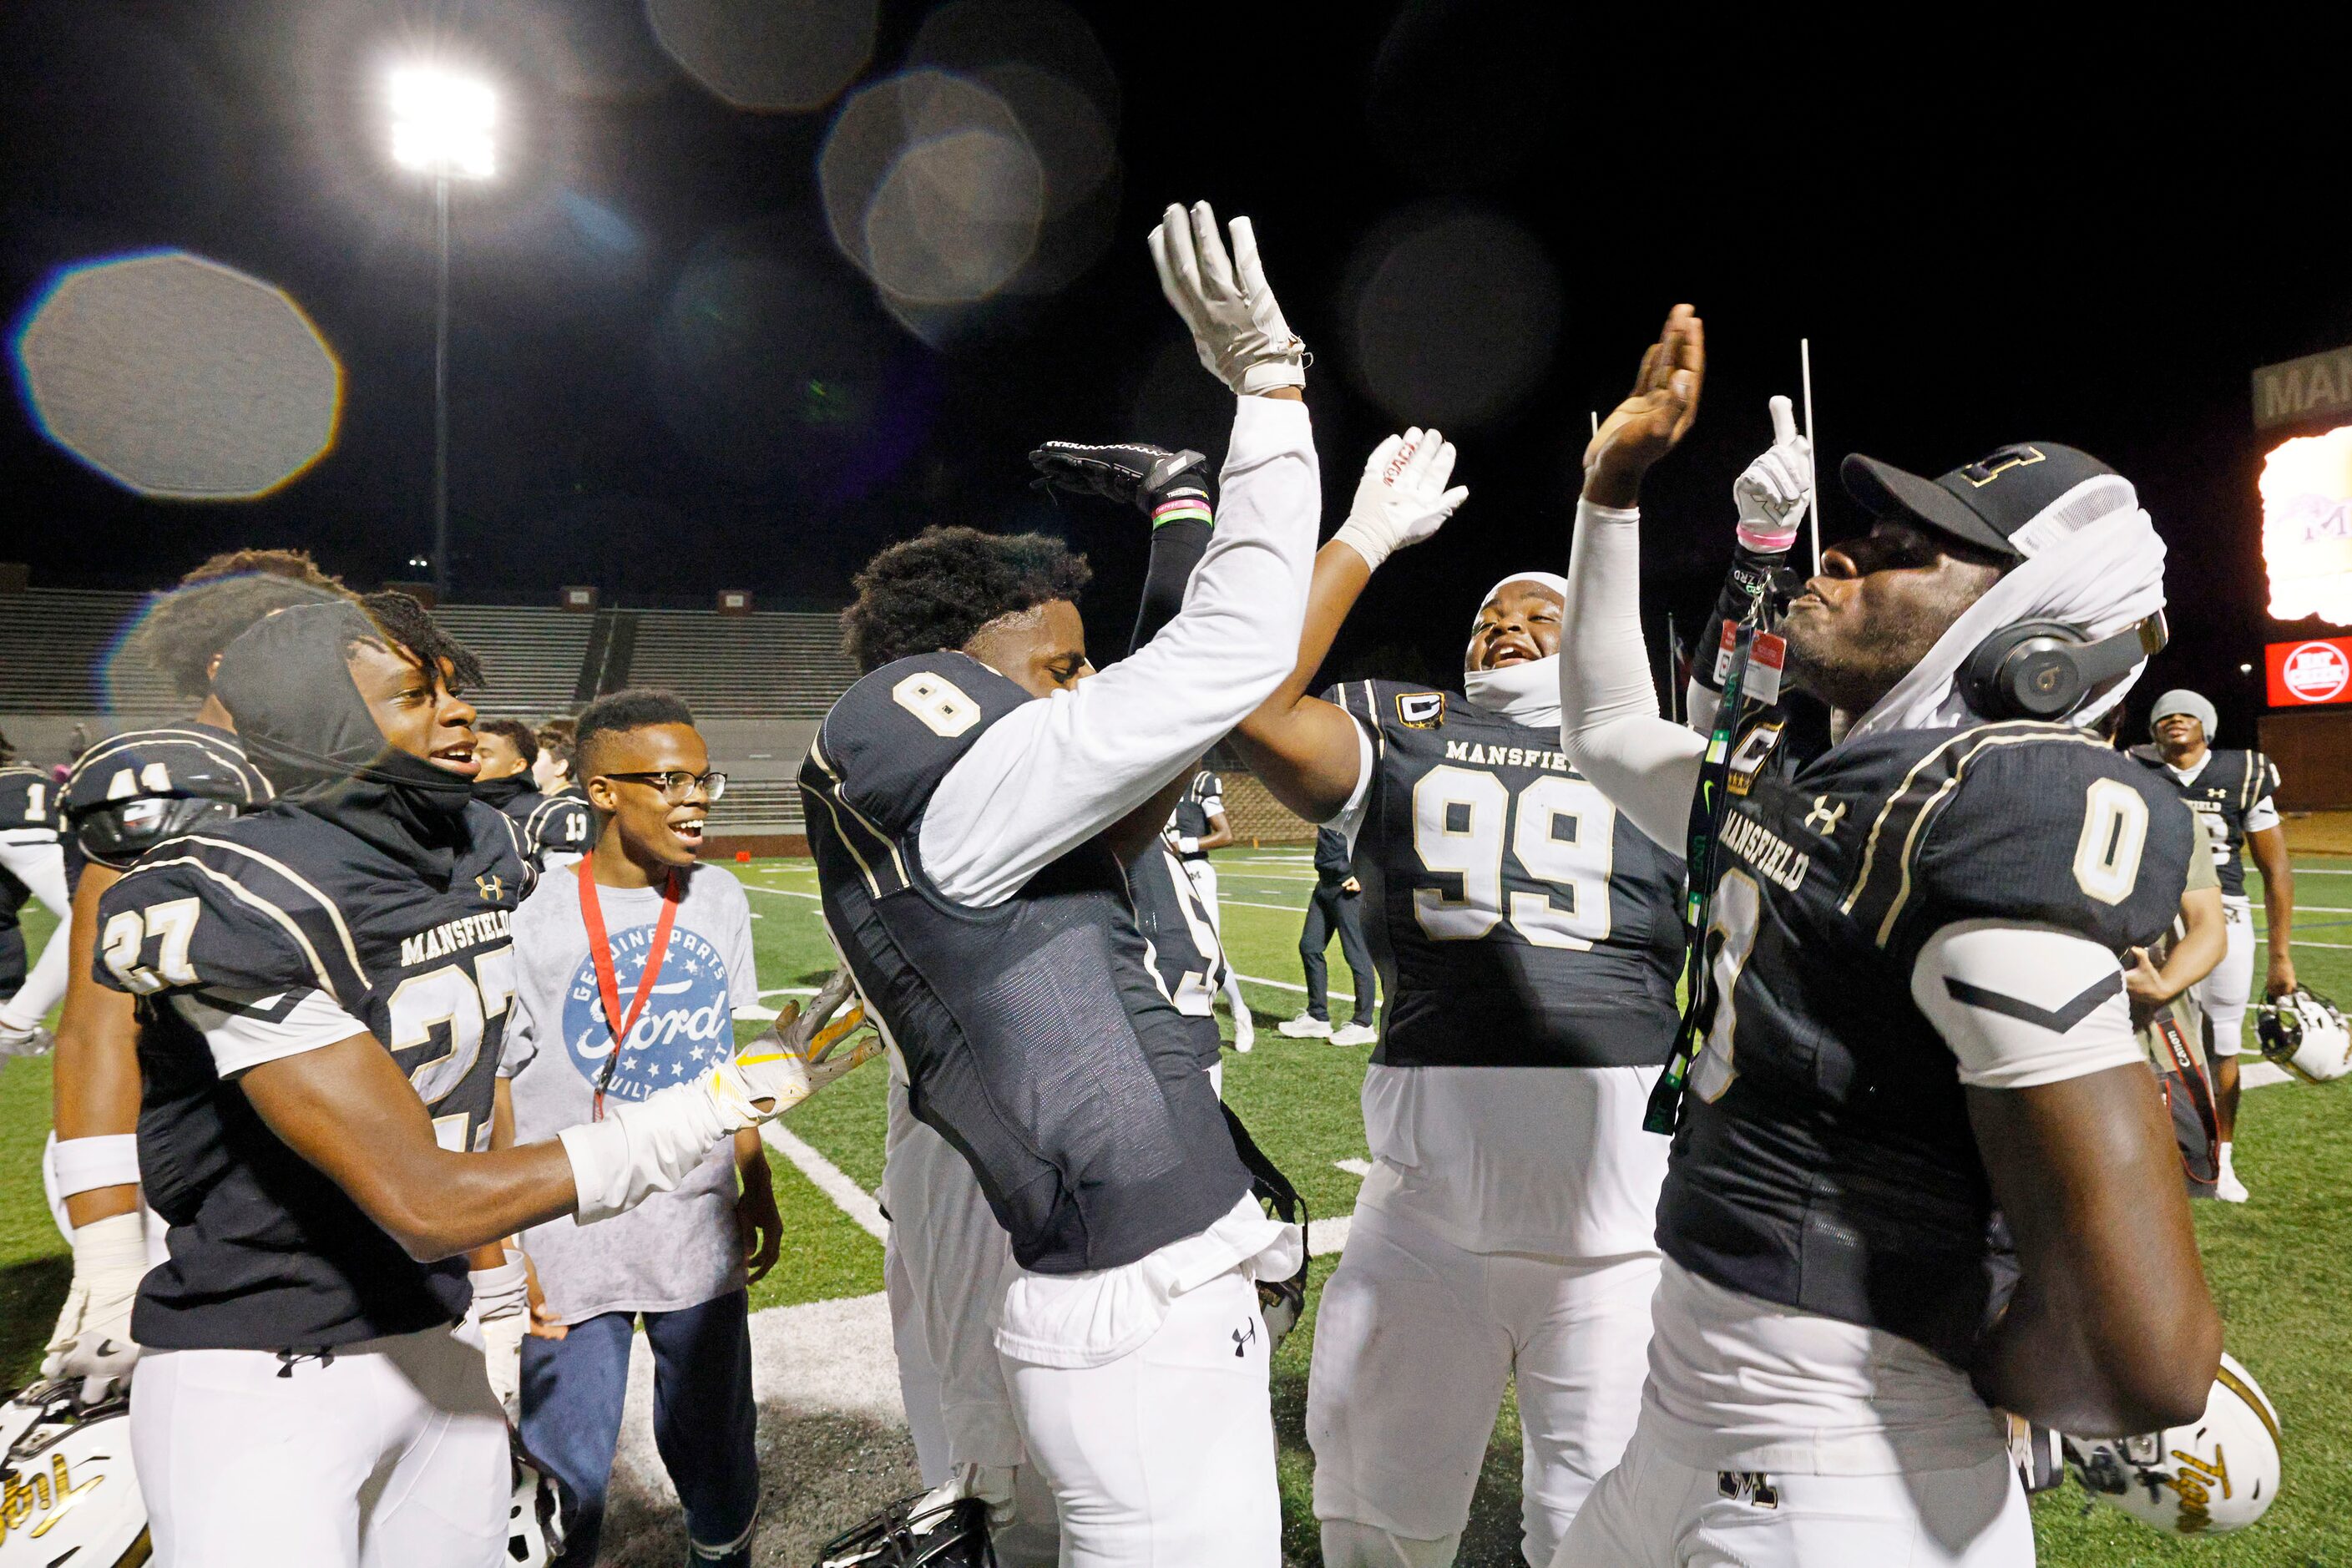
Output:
top-left (1550, 1421), bottom-right (2033, 1568)
top-left (133, 1323), bottom-right (508, 1567)
top-left (1310, 1203), bottom-right (1659, 1568)
top-left (2195, 899), bottom-right (2256, 1057)
top-left (1004, 1268), bottom-right (1281, 1568)
top-left (882, 1081), bottom-right (1059, 1567)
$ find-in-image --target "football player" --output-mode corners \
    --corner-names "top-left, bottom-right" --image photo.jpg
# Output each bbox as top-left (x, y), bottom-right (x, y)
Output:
top-left (1232, 432), bottom-right (1687, 1568)
top-left (46, 550), bottom-right (349, 1396)
top-left (472, 716), bottom-right (559, 867)
top-left (529, 719), bottom-right (594, 869)
top-left (803, 200), bottom-right (1312, 1565)
top-left (1280, 825), bottom-right (1379, 1044)
top-left (1552, 306), bottom-right (2219, 1566)
top-left (89, 594), bottom-right (862, 1565)
top-left (0, 733), bottom-right (70, 1055)
top-left (2129, 690), bottom-right (2294, 1201)
top-left (1168, 763), bottom-right (1256, 1050)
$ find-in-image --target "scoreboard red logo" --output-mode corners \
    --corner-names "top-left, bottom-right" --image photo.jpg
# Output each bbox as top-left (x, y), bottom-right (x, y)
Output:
top-left (2269, 636), bottom-right (2352, 706)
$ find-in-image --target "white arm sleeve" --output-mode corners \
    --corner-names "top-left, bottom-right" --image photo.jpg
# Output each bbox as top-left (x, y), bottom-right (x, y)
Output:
top-left (1910, 920), bottom-right (2147, 1090)
top-left (2244, 796), bottom-right (2281, 835)
top-left (1558, 499), bottom-right (1705, 851)
top-left (923, 397), bottom-right (1319, 907)
top-left (173, 987), bottom-right (372, 1076)
top-left (0, 836), bottom-right (68, 916)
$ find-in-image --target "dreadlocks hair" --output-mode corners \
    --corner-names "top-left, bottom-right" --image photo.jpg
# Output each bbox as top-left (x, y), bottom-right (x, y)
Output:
top-left (841, 526), bottom-right (1092, 674)
top-left (178, 548), bottom-right (346, 592)
top-left (128, 569), bottom-right (352, 701)
top-left (475, 717), bottom-right (539, 763)
top-left (358, 590), bottom-right (487, 695)
top-left (574, 690), bottom-right (696, 781)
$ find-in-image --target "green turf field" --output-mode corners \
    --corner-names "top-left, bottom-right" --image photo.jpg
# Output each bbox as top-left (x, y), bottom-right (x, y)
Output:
top-left (4, 852), bottom-right (2349, 1565)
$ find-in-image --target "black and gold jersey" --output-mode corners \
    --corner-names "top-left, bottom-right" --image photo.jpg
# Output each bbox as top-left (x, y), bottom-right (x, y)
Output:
top-left (1659, 716), bottom-right (2193, 1365)
top-left (2127, 746), bottom-right (2279, 899)
top-left (94, 800), bottom-right (530, 1350)
top-left (1328, 679), bottom-right (1687, 1070)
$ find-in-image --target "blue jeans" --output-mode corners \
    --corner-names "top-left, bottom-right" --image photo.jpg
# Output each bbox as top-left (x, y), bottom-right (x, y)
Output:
top-left (520, 1289), bottom-right (759, 1566)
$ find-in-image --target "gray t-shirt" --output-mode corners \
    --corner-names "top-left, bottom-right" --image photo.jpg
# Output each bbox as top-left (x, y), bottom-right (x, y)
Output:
top-left (500, 862), bottom-right (761, 1323)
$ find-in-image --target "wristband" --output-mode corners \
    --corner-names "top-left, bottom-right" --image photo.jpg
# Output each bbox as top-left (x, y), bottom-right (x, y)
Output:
top-left (54, 1135), bottom-right (141, 1198)
top-left (559, 1075), bottom-right (732, 1223)
top-left (1149, 494), bottom-right (1213, 529)
top-left (1736, 520), bottom-right (1801, 554)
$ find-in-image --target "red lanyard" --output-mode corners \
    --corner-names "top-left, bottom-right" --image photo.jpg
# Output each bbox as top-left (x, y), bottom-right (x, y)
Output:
top-left (577, 853), bottom-right (683, 1120)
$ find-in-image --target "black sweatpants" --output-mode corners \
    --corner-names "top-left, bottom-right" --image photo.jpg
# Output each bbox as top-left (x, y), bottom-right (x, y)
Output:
top-left (1300, 883), bottom-right (1377, 1024)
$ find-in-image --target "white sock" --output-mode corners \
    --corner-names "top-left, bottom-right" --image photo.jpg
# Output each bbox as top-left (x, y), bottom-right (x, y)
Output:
top-left (2218, 1141), bottom-right (2236, 1176)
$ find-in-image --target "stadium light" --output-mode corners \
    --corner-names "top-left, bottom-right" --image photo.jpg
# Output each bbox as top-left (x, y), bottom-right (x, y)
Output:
top-left (386, 63), bottom-right (498, 600)
top-left (388, 66), bottom-right (497, 181)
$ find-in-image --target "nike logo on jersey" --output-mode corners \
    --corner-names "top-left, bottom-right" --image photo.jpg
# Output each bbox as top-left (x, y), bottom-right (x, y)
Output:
top-left (1943, 971), bottom-right (2122, 1033)
top-left (398, 908), bottom-right (513, 968)
top-left (1442, 739), bottom-right (1571, 771)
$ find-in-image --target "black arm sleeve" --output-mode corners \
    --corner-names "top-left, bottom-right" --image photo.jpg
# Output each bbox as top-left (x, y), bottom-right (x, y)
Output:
top-left (1126, 515), bottom-right (1215, 657)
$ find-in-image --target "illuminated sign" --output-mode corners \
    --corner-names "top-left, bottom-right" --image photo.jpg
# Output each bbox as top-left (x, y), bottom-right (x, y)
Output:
top-left (2253, 344), bottom-right (2352, 431)
top-left (2258, 426), bottom-right (2352, 627)
top-left (2267, 635), bottom-right (2352, 706)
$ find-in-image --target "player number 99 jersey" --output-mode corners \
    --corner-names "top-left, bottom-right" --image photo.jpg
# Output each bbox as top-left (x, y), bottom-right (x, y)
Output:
top-left (1328, 680), bottom-right (1687, 1069)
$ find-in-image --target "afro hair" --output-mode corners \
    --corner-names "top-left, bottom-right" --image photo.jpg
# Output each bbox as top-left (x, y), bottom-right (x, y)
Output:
top-left (841, 526), bottom-right (1091, 673)
top-left (127, 567), bottom-right (351, 701)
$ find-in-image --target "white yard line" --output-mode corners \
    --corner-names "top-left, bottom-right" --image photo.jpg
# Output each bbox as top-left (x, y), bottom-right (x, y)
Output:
top-left (1233, 970), bottom-right (1308, 994)
top-left (743, 884), bottom-right (821, 901)
top-left (1224, 898), bottom-right (1313, 914)
top-left (760, 1121), bottom-right (889, 1242)
top-left (2242, 1062), bottom-right (2291, 1090)
top-left (1334, 1158), bottom-right (1372, 1177)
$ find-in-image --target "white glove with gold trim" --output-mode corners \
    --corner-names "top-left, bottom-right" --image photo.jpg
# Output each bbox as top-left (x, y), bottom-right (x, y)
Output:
top-left (1149, 202), bottom-right (1306, 396)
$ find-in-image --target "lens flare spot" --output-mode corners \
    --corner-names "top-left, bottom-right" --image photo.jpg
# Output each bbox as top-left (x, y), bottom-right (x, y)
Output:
top-left (13, 250), bottom-right (342, 501)
top-left (2258, 426), bottom-right (2352, 626)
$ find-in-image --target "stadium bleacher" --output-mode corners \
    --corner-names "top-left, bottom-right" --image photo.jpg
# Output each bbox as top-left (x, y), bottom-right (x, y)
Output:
top-left (628, 609), bottom-right (858, 721)
top-left (0, 589), bottom-right (1311, 842)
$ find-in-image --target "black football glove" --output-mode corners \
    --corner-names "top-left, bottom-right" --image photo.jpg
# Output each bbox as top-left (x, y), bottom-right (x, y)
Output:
top-left (1029, 441), bottom-right (1211, 517)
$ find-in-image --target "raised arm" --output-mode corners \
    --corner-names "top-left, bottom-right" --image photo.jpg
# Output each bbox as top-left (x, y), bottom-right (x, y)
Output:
top-left (1231, 431), bottom-right (1466, 823)
top-left (1558, 306), bottom-right (1709, 850)
top-left (921, 205), bottom-right (1322, 907)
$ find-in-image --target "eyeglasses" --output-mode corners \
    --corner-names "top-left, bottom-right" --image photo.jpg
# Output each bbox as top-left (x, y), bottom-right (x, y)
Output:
top-left (600, 770), bottom-right (727, 803)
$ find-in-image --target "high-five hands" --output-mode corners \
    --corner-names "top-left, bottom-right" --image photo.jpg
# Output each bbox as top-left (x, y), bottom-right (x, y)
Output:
top-left (1733, 395), bottom-right (1812, 554)
top-left (1333, 428), bottom-right (1469, 572)
top-left (1149, 201), bottom-right (1307, 397)
top-left (1583, 303), bottom-right (1704, 510)
top-left (710, 969), bottom-right (876, 1122)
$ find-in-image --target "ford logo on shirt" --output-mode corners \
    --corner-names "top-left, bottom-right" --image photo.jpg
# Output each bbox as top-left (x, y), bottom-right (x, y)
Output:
top-left (562, 923), bottom-right (736, 1103)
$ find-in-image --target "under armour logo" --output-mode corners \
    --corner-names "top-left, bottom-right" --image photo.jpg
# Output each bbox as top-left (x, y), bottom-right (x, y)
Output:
top-left (476, 873), bottom-right (506, 902)
top-left (1803, 796), bottom-right (1847, 837)
top-left (1232, 1321), bottom-right (1257, 1358)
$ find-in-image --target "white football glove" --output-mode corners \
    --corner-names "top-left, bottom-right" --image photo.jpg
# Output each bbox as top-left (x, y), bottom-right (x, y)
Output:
top-left (1332, 428), bottom-right (1469, 572)
top-left (0, 1019), bottom-right (53, 1058)
top-left (468, 1252), bottom-right (530, 1423)
top-left (1148, 202), bottom-right (1306, 397)
top-left (560, 970), bottom-right (869, 1224)
top-left (43, 1211), bottom-right (147, 1399)
top-left (1732, 394), bottom-right (1812, 554)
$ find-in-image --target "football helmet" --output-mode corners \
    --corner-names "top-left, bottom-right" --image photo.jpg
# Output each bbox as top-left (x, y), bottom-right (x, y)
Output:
top-left (508, 1433), bottom-right (567, 1568)
top-left (815, 1488), bottom-right (994, 1568)
top-left (0, 1380), bottom-right (148, 1565)
top-left (2255, 987), bottom-right (2352, 1083)
top-left (2065, 1352), bottom-right (2281, 1535)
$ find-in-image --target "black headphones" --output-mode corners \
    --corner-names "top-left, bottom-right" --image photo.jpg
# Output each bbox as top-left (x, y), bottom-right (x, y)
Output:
top-left (1959, 610), bottom-right (2169, 721)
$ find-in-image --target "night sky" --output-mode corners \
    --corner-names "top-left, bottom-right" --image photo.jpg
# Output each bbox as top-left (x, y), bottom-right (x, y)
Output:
top-left (3, 2), bottom-right (2343, 741)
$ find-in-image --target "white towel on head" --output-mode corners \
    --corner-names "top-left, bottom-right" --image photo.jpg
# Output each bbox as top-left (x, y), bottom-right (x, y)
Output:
top-left (1844, 477), bottom-right (2166, 742)
top-left (1462, 571), bottom-right (1569, 731)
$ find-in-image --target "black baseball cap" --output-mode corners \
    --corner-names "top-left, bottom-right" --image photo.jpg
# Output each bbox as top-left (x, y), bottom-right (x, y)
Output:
top-left (1841, 442), bottom-right (2119, 561)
